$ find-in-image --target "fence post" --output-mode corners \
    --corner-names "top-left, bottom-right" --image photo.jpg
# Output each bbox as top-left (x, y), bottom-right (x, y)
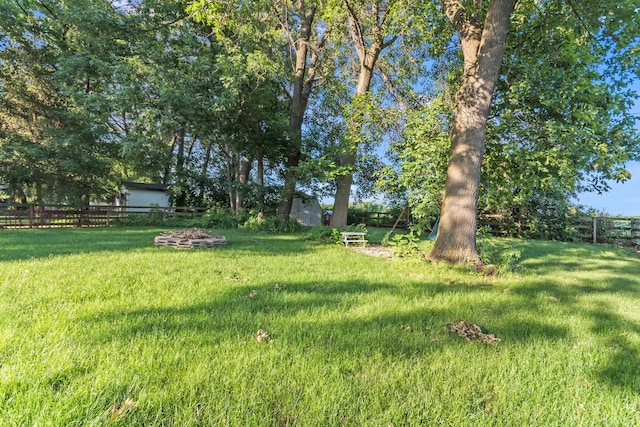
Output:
top-left (29, 205), bottom-right (34, 228)
top-left (593, 217), bottom-right (597, 244)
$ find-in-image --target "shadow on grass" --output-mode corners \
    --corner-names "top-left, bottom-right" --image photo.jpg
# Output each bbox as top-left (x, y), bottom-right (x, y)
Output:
top-left (8, 231), bottom-right (640, 396)
top-left (586, 303), bottom-right (640, 392)
top-left (74, 260), bottom-right (640, 394)
top-left (77, 277), bottom-right (571, 360)
top-left (0, 227), bottom-right (315, 262)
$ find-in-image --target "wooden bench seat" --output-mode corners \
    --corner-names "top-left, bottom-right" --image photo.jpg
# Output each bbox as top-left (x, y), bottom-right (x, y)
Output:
top-left (341, 232), bottom-right (368, 246)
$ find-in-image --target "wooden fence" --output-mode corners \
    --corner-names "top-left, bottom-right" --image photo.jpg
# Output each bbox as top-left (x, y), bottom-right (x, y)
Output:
top-left (347, 209), bottom-right (409, 229)
top-left (2, 204), bottom-right (638, 247)
top-left (0, 204), bottom-right (207, 228)
top-left (573, 216), bottom-right (640, 245)
top-left (477, 214), bottom-right (640, 246)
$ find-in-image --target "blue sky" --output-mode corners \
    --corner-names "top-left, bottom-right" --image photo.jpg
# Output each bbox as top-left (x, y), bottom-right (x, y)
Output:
top-left (574, 79), bottom-right (640, 216)
top-left (575, 161), bottom-right (640, 216)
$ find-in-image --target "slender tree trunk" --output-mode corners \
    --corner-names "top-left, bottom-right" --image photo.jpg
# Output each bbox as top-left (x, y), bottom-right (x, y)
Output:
top-left (235, 155), bottom-right (252, 212)
top-left (223, 138), bottom-right (237, 213)
top-left (277, 3), bottom-right (317, 220)
top-left (428, 0), bottom-right (517, 264)
top-left (163, 134), bottom-right (177, 184)
top-left (256, 144), bottom-right (265, 213)
top-left (329, 67), bottom-right (376, 227)
top-left (330, 1), bottom-right (390, 227)
top-left (174, 128), bottom-right (187, 206)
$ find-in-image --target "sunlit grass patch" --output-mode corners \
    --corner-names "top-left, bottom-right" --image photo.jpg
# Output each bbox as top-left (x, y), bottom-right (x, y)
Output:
top-left (1, 227), bottom-right (639, 425)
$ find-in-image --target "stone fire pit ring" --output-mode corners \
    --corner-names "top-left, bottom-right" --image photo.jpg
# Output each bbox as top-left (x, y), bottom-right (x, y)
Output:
top-left (154, 228), bottom-right (227, 249)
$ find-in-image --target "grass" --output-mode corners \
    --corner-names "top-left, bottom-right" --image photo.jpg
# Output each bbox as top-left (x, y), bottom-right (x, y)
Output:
top-left (1, 227), bottom-right (639, 426)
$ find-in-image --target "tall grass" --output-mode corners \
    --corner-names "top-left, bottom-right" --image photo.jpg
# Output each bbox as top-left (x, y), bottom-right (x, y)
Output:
top-left (1, 227), bottom-right (639, 426)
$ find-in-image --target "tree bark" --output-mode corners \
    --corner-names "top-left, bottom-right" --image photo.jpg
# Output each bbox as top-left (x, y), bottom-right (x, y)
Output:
top-left (235, 155), bottom-right (252, 212)
top-left (173, 128), bottom-right (187, 206)
top-left (222, 137), bottom-right (237, 213)
top-left (256, 144), bottom-right (265, 213)
top-left (277, 3), bottom-right (316, 220)
top-left (428, 0), bottom-right (517, 264)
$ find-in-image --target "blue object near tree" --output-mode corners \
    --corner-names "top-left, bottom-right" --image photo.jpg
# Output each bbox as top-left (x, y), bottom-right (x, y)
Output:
top-left (428, 217), bottom-right (440, 240)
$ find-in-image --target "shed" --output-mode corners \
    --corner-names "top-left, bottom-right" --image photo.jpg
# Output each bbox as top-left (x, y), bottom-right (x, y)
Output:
top-left (118, 182), bottom-right (170, 212)
top-left (290, 197), bottom-right (322, 227)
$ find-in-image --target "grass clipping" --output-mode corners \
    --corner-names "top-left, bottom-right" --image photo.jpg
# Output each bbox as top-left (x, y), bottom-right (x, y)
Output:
top-left (446, 320), bottom-right (501, 345)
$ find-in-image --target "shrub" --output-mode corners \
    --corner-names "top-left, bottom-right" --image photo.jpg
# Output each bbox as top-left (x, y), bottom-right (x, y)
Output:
top-left (382, 230), bottom-right (422, 258)
top-left (184, 208), bottom-right (247, 229)
top-left (241, 214), bottom-right (306, 233)
top-left (476, 227), bottom-right (522, 273)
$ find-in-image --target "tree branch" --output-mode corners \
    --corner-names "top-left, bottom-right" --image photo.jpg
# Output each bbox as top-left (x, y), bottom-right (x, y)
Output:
top-left (345, 0), bottom-right (366, 59)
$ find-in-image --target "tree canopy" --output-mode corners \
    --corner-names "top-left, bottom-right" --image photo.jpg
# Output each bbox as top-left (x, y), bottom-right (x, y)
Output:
top-left (1, 0), bottom-right (638, 262)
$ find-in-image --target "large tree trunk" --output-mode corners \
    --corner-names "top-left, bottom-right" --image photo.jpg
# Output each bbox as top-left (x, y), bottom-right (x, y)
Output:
top-left (428, 0), bottom-right (516, 264)
top-left (330, 152), bottom-right (357, 227)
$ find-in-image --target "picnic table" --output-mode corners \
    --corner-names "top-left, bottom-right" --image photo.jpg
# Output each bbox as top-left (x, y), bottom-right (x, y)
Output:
top-left (340, 231), bottom-right (367, 246)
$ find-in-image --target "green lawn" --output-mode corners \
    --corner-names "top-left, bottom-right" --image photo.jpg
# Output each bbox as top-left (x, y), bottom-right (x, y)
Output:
top-left (1, 227), bottom-right (639, 426)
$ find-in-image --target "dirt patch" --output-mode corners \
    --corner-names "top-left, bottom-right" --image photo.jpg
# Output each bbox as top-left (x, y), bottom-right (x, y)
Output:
top-left (350, 244), bottom-right (394, 258)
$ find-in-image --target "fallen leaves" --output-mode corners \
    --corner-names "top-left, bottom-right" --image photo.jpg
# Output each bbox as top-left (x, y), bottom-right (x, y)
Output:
top-left (446, 320), bottom-right (501, 345)
top-left (108, 398), bottom-right (138, 421)
top-left (256, 329), bottom-right (270, 343)
top-left (161, 228), bottom-right (212, 239)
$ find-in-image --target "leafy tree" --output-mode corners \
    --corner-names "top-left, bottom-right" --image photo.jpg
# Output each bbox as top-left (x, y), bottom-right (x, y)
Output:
top-left (482, 0), bottom-right (639, 213)
top-left (427, 0), bottom-right (517, 264)
top-left (327, 0), bottom-right (448, 227)
top-left (376, 94), bottom-right (453, 227)
top-left (428, 0), bottom-right (639, 264)
top-left (0, 0), bottom-right (124, 206)
top-left (189, 0), bottom-right (325, 217)
top-left (272, 0), bottom-right (330, 219)
top-left (326, 0), bottom-right (398, 227)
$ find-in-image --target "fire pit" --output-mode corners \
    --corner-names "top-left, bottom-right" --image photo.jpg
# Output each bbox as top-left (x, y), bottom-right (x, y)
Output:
top-left (154, 228), bottom-right (226, 249)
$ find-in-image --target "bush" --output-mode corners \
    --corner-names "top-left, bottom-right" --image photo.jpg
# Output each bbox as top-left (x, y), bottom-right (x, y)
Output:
top-left (115, 208), bottom-right (165, 226)
top-left (382, 230), bottom-right (422, 258)
top-left (476, 227), bottom-right (522, 273)
top-left (241, 214), bottom-right (306, 233)
top-left (183, 208), bottom-right (247, 229)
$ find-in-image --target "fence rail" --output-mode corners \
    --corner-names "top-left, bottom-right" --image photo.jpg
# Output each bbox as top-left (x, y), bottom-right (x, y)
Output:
top-left (347, 209), bottom-right (409, 229)
top-left (0, 204), bottom-right (207, 228)
top-left (575, 216), bottom-right (640, 245)
top-left (477, 214), bottom-right (640, 246)
top-left (2, 204), bottom-right (638, 247)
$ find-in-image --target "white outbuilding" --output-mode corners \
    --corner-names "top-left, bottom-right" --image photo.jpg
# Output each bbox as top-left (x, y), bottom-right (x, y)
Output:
top-left (118, 182), bottom-right (170, 212)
